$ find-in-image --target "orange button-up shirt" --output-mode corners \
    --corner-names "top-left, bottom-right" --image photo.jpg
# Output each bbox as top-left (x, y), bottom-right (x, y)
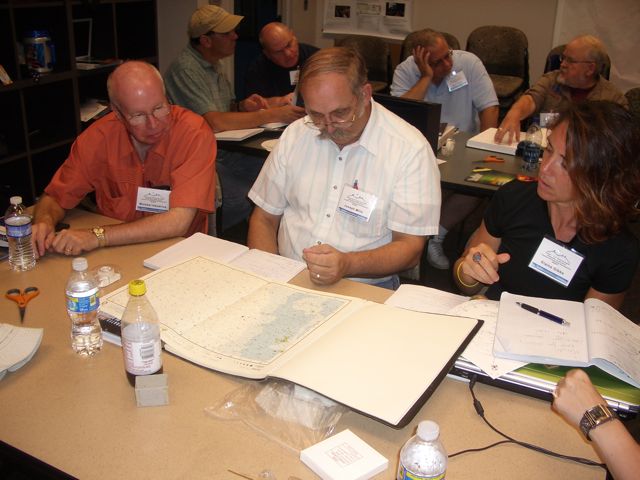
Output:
top-left (46, 106), bottom-right (216, 235)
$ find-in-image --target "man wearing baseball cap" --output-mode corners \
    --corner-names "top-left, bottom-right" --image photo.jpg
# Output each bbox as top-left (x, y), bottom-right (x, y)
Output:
top-left (165, 5), bottom-right (304, 233)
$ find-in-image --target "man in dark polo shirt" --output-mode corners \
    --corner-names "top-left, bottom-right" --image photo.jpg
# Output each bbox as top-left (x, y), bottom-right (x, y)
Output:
top-left (245, 22), bottom-right (318, 101)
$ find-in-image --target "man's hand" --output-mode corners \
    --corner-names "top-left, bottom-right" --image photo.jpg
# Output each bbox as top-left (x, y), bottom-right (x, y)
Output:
top-left (49, 228), bottom-right (99, 257)
top-left (302, 243), bottom-right (349, 286)
top-left (31, 222), bottom-right (56, 258)
top-left (240, 94), bottom-right (270, 112)
top-left (270, 104), bottom-right (305, 124)
top-left (494, 116), bottom-right (522, 144)
top-left (413, 45), bottom-right (434, 81)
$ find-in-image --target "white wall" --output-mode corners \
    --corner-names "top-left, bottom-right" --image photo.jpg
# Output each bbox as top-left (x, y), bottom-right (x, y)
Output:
top-left (157, 0), bottom-right (635, 95)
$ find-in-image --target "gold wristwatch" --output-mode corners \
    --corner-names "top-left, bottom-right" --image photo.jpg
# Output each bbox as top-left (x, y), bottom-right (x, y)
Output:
top-left (91, 226), bottom-right (107, 248)
top-left (579, 404), bottom-right (616, 440)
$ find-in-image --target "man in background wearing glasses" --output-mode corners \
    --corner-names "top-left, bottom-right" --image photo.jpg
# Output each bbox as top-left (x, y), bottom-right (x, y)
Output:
top-left (31, 61), bottom-right (216, 258)
top-left (165, 5), bottom-right (305, 234)
top-left (495, 34), bottom-right (627, 144)
top-left (391, 29), bottom-right (499, 271)
top-left (248, 47), bottom-right (441, 289)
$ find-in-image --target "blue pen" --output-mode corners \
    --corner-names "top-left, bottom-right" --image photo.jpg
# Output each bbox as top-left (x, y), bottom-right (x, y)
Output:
top-left (517, 302), bottom-right (570, 326)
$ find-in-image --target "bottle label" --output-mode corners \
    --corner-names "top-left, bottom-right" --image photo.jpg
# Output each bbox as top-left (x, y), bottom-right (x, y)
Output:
top-left (5, 219), bottom-right (32, 238)
top-left (397, 465), bottom-right (445, 480)
top-left (122, 336), bottom-right (162, 375)
top-left (66, 288), bottom-right (100, 313)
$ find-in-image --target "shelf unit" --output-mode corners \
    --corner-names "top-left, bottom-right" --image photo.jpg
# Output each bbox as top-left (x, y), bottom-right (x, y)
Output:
top-left (0, 0), bottom-right (158, 208)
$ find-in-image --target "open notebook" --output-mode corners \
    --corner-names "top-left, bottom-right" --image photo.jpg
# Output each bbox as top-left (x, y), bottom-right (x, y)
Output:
top-left (100, 256), bottom-right (481, 427)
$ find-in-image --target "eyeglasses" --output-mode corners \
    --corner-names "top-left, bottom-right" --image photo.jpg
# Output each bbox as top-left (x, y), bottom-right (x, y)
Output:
top-left (559, 54), bottom-right (595, 65)
top-left (120, 104), bottom-right (171, 127)
top-left (304, 110), bottom-right (357, 130)
top-left (429, 49), bottom-right (453, 69)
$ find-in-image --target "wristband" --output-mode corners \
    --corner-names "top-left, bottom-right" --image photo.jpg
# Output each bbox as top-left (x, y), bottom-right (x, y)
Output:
top-left (456, 261), bottom-right (479, 288)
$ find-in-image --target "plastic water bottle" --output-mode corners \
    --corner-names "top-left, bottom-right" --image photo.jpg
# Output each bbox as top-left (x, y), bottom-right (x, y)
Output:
top-left (121, 279), bottom-right (163, 386)
top-left (522, 123), bottom-right (542, 171)
top-left (66, 257), bottom-right (103, 355)
top-left (5, 196), bottom-right (36, 271)
top-left (397, 420), bottom-right (447, 480)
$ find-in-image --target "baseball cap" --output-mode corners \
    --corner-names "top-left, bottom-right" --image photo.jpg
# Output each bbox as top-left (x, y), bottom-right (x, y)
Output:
top-left (188, 5), bottom-right (243, 38)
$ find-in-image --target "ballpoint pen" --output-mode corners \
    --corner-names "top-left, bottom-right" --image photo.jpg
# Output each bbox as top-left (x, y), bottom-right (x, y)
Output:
top-left (516, 302), bottom-right (570, 326)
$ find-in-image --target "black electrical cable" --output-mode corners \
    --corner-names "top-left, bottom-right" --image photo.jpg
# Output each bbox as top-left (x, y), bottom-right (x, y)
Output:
top-left (447, 375), bottom-right (606, 469)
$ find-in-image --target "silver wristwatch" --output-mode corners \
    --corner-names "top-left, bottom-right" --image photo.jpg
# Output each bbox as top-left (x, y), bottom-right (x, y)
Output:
top-left (579, 404), bottom-right (616, 440)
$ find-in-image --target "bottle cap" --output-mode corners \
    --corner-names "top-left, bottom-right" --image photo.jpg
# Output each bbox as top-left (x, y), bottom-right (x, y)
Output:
top-left (10, 196), bottom-right (22, 205)
top-left (417, 420), bottom-right (440, 441)
top-left (72, 257), bottom-right (88, 271)
top-left (129, 279), bottom-right (147, 296)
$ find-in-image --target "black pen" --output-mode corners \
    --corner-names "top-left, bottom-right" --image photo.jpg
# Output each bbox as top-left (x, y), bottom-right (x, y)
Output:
top-left (516, 302), bottom-right (570, 326)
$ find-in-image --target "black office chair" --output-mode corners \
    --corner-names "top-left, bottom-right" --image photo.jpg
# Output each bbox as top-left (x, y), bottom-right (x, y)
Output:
top-left (466, 25), bottom-right (529, 121)
top-left (544, 44), bottom-right (611, 79)
top-left (335, 35), bottom-right (391, 92)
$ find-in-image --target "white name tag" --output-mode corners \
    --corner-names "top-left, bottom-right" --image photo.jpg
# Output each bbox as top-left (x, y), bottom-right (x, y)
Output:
top-left (337, 184), bottom-right (377, 222)
top-left (136, 187), bottom-right (170, 213)
top-left (446, 70), bottom-right (468, 92)
top-left (289, 69), bottom-right (299, 86)
top-left (528, 236), bottom-right (584, 287)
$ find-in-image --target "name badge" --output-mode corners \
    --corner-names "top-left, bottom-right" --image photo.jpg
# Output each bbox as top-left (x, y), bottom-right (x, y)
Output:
top-left (540, 112), bottom-right (559, 128)
top-left (289, 69), bottom-right (299, 86)
top-left (446, 70), bottom-right (468, 92)
top-left (528, 236), bottom-right (584, 287)
top-left (136, 187), bottom-right (170, 213)
top-left (337, 184), bottom-right (377, 222)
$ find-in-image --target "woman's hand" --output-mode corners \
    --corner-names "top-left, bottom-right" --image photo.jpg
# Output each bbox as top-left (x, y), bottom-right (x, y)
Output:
top-left (460, 243), bottom-right (510, 285)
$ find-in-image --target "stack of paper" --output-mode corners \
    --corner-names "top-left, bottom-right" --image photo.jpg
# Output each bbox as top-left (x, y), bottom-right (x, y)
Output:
top-left (143, 233), bottom-right (305, 283)
top-left (0, 324), bottom-right (44, 380)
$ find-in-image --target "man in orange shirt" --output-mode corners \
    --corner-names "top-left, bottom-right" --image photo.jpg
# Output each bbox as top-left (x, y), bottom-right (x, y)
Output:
top-left (32, 61), bottom-right (216, 258)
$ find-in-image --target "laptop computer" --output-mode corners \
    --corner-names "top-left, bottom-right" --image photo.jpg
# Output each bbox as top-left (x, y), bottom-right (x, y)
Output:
top-left (372, 93), bottom-right (441, 154)
top-left (450, 358), bottom-right (640, 418)
top-left (73, 18), bottom-right (122, 70)
top-left (73, 18), bottom-right (94, 62)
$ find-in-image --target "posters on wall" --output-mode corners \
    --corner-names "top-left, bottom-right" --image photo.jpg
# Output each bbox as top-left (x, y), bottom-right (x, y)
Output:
top-left (322, 1), bottom-right (413, 40)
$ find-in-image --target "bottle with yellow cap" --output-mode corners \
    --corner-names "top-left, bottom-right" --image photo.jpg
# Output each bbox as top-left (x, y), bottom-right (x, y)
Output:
top-left (121, 279), bottom-right (162, 386)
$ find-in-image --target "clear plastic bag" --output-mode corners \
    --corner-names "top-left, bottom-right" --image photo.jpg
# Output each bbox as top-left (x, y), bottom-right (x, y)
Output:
top-left (205, 379), bottom-right (347, 453)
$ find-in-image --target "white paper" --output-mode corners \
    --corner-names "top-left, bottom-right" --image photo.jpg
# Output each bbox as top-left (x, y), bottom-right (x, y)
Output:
top-left (0, 324), bottom-right (44, 377)
top-left (143, 232), bottom-right (247, 269)
top-left (448, 300), bottom-right (526, 379)
top-left (228, 248), bottom-right (305, 283)
top-left (215, 128), bottom-right (264, 141)
top-left (384, 284), bottom-right (468, 314)
top-left (494, 292), bottom-right (589, 365)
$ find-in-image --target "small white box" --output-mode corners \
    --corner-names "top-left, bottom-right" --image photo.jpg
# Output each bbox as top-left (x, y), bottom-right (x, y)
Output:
top-left (135, 374), bottom-right (169, 407)
top-left (300, 429), bottom-right (388, 480)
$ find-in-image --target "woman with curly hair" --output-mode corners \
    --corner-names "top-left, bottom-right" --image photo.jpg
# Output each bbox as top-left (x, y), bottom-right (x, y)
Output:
top-left (454, 100), bottom-right (640, 308)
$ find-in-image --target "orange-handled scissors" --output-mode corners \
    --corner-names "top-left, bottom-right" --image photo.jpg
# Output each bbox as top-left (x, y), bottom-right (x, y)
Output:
top-left (5, 286), bottom-right (39, 323)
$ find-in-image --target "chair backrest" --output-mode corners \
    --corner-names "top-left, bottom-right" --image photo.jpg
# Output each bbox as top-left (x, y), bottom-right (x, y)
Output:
top-left (466, 25), bottom-right (529, 80)
top-left (626, 87), bottom-right (640, 120)
top-left (544, 43), bottom-right (611, 80)
top-left (335, 35), bottom-right (390, 84)
top-left (400, 29), bottom-right (460, 61)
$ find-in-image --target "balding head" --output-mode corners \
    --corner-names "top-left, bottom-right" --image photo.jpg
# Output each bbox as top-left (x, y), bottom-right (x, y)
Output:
top-left (568, 35), bottom-right (608, 77)
top-left (259, 22), bottom-right (300, 68)
top-left (107, 61), bottom-right (171, 146)
top-left (107, 61), bottom-right (165, 109)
